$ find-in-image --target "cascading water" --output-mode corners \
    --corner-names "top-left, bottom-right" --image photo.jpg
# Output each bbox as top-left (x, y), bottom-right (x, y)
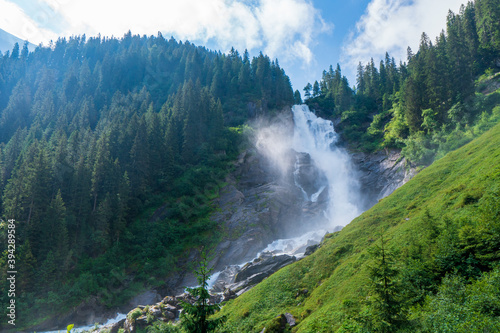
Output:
top-left (203, 105), bottom-right (365, 297)
top-left (50, 105), bottom-right (365, 332)
top-left (291, 104), bottom-right (361, 228)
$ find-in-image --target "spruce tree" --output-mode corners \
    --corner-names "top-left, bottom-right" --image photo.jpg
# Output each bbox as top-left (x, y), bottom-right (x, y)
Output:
top-left (180, 250), bottom-right (225, 333)
top-left (366, 236), bottom-right (408, 332)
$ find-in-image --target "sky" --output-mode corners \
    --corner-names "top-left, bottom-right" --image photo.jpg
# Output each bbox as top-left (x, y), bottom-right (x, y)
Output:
top-left (0, 0), bottom-right (466, 92)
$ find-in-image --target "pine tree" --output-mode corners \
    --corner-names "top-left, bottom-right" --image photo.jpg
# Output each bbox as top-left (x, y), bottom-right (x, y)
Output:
top-left (312, 80), bottom-right (320, 97)
top-left (91, 133), bottom-right (112, 211)
top-left (303, 83), bottom-right (312, 99)
top-left (356, 62), bottom-right (366, 95)
top-left (294, 90), bottom-right (302, 104)
top-left (366, 236), bottom-right (408, 332)
top-left (180, 250), bottom-right (225, 333)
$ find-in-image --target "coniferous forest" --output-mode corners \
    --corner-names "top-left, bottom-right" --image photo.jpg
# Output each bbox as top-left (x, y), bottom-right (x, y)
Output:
top-left (0, 32), bottom-right (293, 328)
top-left (0, 0), bottom-right (499, 331)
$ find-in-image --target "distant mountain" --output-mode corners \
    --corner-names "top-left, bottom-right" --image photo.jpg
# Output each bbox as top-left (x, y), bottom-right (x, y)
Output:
top-left (0, 28), bottom-right (35, 54)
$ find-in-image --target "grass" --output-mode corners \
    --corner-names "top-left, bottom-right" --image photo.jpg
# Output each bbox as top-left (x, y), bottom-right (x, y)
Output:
top-left (215, 121), bottom-right (500, 332)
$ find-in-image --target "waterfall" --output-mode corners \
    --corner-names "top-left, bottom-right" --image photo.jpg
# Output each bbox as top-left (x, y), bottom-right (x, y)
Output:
top-left (291, 104), bottom-right (361, 228)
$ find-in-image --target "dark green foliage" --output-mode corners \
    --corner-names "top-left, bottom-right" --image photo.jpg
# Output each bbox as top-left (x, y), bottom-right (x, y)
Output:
top-left (181, 250), bottom-right (225, 333)
top-left (0, 32), bottom-right (293, 330)
top-left (294, 90), bottom-right (303, 104)
top-left (364, 237), bottom-right (408, 332)
top-left (412, 270), bottom-right (500, 332)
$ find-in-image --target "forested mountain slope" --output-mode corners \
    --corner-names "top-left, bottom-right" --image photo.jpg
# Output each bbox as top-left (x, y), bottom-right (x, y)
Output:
top-left (216, 110), bottom-right (500, 333)
top-left (0, 32), bottom-right (293, 330)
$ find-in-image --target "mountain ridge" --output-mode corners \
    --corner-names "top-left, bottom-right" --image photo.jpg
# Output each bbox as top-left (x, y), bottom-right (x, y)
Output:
top-left (0, 28), bottom-right (35, 54)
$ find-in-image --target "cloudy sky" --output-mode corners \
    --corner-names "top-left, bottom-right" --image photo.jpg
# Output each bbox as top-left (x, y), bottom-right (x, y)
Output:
top-left (0, 0), bottom-right (465, 92)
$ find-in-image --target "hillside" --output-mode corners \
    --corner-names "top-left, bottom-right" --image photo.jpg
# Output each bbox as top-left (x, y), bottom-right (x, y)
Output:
top-left (0, 32), bottom-right (293, 330)
top-left (216, 120), bottom-right (500, 332)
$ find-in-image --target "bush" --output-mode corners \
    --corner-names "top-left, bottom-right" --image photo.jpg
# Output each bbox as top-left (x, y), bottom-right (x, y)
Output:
top-left (128, 308), bottom-right (143, 321)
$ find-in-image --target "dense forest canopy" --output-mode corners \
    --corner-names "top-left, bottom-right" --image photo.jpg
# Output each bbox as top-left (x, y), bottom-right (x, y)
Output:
top-left (305, 0), bottom-right (500, 164)
top-left (0, 31), bottom-right (293, 329)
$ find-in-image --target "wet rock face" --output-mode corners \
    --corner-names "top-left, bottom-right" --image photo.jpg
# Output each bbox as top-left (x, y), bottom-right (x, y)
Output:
top-left (234, 253), bottom-right (296, 283)
top-left (293, 152), bottom-right (329, 200)
top-left (208, 149), bottom-right (307, 270)
top-left (209, 251), bottom-right (299, 299)
top-left (351, 149), bottom-right (417, 209)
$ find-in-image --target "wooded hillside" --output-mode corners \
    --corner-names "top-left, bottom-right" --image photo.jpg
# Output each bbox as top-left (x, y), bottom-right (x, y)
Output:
top-left (0, 32), bottom-right (293, 329)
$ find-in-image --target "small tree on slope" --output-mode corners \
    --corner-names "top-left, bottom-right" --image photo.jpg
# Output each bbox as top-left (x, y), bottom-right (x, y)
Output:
top-left (180, 250), bottom-right (225, 333)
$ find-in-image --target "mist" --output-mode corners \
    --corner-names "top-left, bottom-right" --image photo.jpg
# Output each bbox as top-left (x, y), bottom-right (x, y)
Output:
top-left (254, 104), bottom-right (363, 233)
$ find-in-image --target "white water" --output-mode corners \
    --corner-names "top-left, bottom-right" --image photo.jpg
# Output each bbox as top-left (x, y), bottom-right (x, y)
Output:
top-left (291, 104), bottom-right (361, 227)
top-left (43, 105), bottom-right (363, 332)
top-left (41, 313), bottom-right (127, 333)
top-left (257, 229), bottom-right (328, 257)
top-left (207, 105), bottom-right (364, 290)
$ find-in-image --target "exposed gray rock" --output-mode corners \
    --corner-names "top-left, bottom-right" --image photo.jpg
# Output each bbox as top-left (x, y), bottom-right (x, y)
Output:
top-left (207, 147), bottom-right (306, 274)
top-left (294, 152), bottom-right (329, 200)
top-left (223, 288), bottom-right (237, 302)
top-left (351, 149), bottom-right (417, 208)
top-left (285, 312), bottom-right (296, 327)
top-left (123, 316), bottom-right (135, 333)
top-left (208, 252), bottom-right (297, 298)
top-left (211, 265), bottom-right (241, 293)
top-left (304, 243), bottom-right (320, 256)
top-left (234, 253), bottom-right (296, 283)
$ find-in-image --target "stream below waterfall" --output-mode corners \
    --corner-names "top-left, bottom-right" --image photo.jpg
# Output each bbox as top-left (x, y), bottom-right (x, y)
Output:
top-left (41, 105), bottom-right (365, 333)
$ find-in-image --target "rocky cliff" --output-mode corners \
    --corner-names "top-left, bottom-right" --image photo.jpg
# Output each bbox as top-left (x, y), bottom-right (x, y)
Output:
top-left (351, 149), bottom-right (417, 208)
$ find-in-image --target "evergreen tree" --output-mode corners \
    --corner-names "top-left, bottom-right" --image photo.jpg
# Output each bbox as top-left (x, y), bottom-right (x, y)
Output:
top-left (366, 237), bottom-right (408, 332)
top-left (303, 82), bottom-right (312, 99)
top-left (180, 250), bottom-right (225, 333)
top-left (312, 80), bottom-right (320, 97)
top-left (293, 90), bottom-right (302, 104)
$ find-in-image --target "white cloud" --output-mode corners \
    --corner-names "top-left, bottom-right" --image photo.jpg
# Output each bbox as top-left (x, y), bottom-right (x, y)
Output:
top-left (341, 0), bottom-right (465, 76)
top-left (2, 0), bottom-right (331, 66)
top-left (0, 0), bottom-right (57, 45)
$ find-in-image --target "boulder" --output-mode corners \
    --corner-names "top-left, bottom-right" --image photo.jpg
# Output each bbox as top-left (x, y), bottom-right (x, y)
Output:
top-left (285, 313), bottom-right (296, 327)
top-left (150, 307), bottom-right (162, 318)
top-left (123, 317), bottom-right (135, 333)
top-left (164, 310), bottom-right (176, 320)
top-left (304, 244), bottom-right (320, 256)
top-left (234, 253), bottom-right (296, 283)
top-left (223, 288), bottom-right (237, 302)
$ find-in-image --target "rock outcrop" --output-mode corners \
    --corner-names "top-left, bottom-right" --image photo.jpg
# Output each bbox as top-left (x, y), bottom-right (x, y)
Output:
top-left (95, 250), bottom-right (306, 332)
top-left (213, 251), bottom-right (297, 296)
top-left (351, 149), bottom-right (417, 208)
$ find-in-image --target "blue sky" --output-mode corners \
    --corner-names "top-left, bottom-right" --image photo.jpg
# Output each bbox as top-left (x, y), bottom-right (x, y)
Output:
top-left (0, 0), bottom-right (465, 92)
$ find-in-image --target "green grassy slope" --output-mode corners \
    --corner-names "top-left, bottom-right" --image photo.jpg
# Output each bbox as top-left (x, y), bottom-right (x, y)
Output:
top-left (215, 121), bottom-right (500, 332)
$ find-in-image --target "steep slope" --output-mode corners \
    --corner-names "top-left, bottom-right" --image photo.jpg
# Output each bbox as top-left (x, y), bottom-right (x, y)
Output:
top-left (216, 121), bottom-right (500, 332)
